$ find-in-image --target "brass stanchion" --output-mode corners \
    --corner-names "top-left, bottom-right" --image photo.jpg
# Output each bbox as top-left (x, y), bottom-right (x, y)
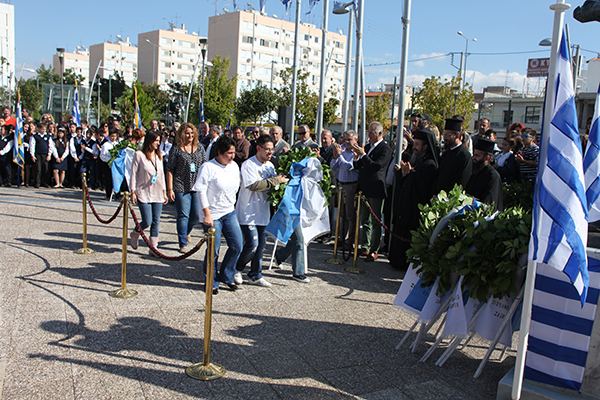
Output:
top-left (326, 186), bottom-right (344, 264)
top-left (75, 173), bottom-right (95, 254)
top-left (186, 227), bottom-right (226, 380)
top-left (345, 192), bottom-right (365, 274)
top-left (109, 192), bottom-right (138, 298)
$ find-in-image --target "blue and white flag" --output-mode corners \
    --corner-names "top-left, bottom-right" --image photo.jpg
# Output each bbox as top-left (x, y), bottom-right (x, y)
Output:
top-left (281, 0), bottom-right (292, 13)
top-left (233, 0), bottom-right (238, 10)
top-left (306, 0), bottom-right (319, 15)
top-left (133, 86), bottom-right (142, 129)
top-left (260, 0), bottom-right (267, 13)
top-left (226, 109), bottom-right (233, 130)
top-left (529, 31), bottom-right (589, 305)
top-left (524, 256), bottom-right (600, 391)
top-left (110, 147), bottom-right (135, 192)
top-left (199, 89), bottom-right (205, 123)
top-left (72, 82), bottom-right (81, 127)
top-left (13, 89), bottom-right (24, 168)
top-left (583, 83), bottom-right (600, 223)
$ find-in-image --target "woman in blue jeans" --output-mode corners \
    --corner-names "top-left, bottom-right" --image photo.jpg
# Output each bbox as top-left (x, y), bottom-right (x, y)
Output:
top-left (192, 136), bottom-right (242, 294)
top-left (166, 123), bottom-right (207, 253)
top-left (130, 131), bottom-right (168, 256)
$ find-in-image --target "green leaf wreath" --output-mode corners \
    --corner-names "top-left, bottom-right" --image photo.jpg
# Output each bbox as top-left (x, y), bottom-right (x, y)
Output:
top-left (107, 140), bottom-right (139, 167)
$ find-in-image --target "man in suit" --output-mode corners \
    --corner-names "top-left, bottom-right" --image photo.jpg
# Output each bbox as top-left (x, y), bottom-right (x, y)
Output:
top-left (291, 125), bottom-right (318, 150)
top-left (270, 125), bottom-right (289, 170)
top-left (351, 121), bottom-right (392, 261)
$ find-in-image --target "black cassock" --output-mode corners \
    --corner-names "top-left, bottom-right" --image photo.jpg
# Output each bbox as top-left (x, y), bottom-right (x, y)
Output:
top-left (432, 144), bottom-right (472, 195)
top-left (465, 164), bottom-right (503, 211)
top-left (388, 156), bottom-right (438, 269)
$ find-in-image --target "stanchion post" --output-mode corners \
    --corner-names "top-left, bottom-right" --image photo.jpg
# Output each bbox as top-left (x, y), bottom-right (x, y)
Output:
top-left (345, 192), bottom-right (365, 274)
top-left (109, 192), bottom-right (138, 298)
top-left (186, 227), bottom-right (226, 380)
top-left (75, 173), bottom-right (95, 254)
top-left (326, 186), bottom-right (344, 265)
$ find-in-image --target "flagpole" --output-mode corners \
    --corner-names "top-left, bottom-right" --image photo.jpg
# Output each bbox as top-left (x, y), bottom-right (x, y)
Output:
top-left (511, 1), bottom-right (569, 399)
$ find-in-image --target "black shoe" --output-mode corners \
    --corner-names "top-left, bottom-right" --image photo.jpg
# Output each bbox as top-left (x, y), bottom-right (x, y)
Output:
top-left (42, 183), bottom-right (50, 188)
top-left (212, 289), bottom-right (218, 295)
top-left (226, 283), bottom-right (238, 291)
top-left (34, 184), bottom-right (40, 188)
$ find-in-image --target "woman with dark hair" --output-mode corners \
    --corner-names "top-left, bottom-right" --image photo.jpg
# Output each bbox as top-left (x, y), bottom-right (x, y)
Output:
top-left (495, 137), bottom-right (519, 183)
top-left (129, 131), bottom-right (168, 255)
top-left (51, 127), bottom-right (69, 188)
top-left (166, 123), bottom-right (207, 252)
top-left (192, 135), bottom-right (242, 294)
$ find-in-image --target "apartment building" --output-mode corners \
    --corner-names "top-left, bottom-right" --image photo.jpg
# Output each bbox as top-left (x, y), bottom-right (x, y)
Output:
top-left (89, 38), bottom-right (138, 86)
top-left (138, 24), bottom-right (207, 89)
top-left (207, 10), bottom-right (347, 96)
top-left (52, 48), bottom-right (90, 84)
top-left (0, 2), bottom-right (14, 88)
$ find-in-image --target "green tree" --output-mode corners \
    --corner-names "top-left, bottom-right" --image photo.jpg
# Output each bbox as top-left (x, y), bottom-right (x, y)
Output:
top-left (63, 68), bottom-right (86, 86)
top-left (36, 64), bottom-right (60, 84)
top-left (18, 78), bottom-right (43, 119)
top-left (190, 55), bottom-right (237, 126)
top-left (413, 75), bottom-right (475, 132)
top-left (323, 97), bottom-right (340, 127)
top-left (234, 82), bottom-right (278, 125)
top-left (115, 81), bottom-right (153, 128)
top-left (275, 67), bottom-right (317, 126)
top-left (365, 92), bottom-right (391, 129)
top-left (140, 81), bottom-right (170, 119)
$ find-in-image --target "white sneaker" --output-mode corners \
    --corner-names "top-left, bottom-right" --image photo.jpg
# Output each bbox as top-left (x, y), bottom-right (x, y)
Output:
top-left (249, 277), bottom-right (272, 287)
top-left (233, 272), bottom-right (243, 285)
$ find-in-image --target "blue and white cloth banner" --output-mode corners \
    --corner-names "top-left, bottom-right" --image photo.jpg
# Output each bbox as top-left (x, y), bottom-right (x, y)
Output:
top-left (281, 0), bottom-right (292, 13)
top-left (265, 157), bottom-right (329, 244)
top-left (306, 0), bottom-right (319, 14)
top-left (13, 90), bottom-right (24, 168)
top-left (524, 256), bottom-right (600, 391)
top-left (393, 264), bottom-right (425, 316)
top-left (475, 294), bottom-right (515, 347)
top-left (72, 84), bottom-right (81, 127)
top-left (583, 83), bottom-right (600, 223)
top-left (529, 30), bottom-right (589, 305)
top-left (110, 147), bottom-right (135, 192)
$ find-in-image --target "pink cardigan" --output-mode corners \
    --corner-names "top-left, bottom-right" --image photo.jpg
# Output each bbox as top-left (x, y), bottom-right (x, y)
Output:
top-left (130, 151), bottom-right (166, 203)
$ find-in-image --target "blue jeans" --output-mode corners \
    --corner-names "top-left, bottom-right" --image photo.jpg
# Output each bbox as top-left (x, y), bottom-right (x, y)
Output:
top-left (136, 202), bottom-right (163, 237)
top-left (174, 191), bottom-right (200, 247)
top-left (236, 225), bottom-right (267, 280)
top-left (276, 224), bottom-right (305, 276)
top-left (203, 210), bottom-right (243, 289)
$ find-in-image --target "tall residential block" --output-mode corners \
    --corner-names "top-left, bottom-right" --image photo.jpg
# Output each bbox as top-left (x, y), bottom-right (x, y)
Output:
top-left (53, 48), bottom-right (90, 84)
top-left (0, 2), bottom-right (15, 88)
top-left (89, 38), bottom-right (138, 87)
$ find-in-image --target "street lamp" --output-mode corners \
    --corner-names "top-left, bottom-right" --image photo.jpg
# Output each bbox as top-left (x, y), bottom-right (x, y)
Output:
top-left (146, 39), bottom-right (159, 84)
top-left (184, 38), bottom-right (209, 123)
top-left (56, 48), bottom-right (65, 120)
top-left (452, 86), bottom-right (460, 114)
top-left (199, 38), bottom-right (208, 124)
top-left (457, 31), bottom-right (476, 90)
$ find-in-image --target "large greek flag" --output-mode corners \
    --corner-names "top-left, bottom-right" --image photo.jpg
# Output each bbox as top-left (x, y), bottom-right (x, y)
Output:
top-left (583, 83), bottom-right (600, 222)
top-left (13, 89), bottom-right (24, 168)
top-left (523, 256), bottom-right (600, 391)
top-left (528, 31), bottom-right (589, 305)
top-left (72, 83), bottom-right (81, 127)
top-left (133, 86), bottom-right (142, 129)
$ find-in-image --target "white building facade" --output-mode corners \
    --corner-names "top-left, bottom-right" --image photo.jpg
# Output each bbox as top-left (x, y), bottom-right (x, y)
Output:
top-left (89, 39), bottom-right (138, 87)
top-left (53, 48), bottom-right (90, 84)
top-left (0, 2), bottom-right (15, 88)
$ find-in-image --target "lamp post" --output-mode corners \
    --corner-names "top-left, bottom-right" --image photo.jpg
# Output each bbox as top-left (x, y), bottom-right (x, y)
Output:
top-left (457, 32), bottom-right (476, 90)
top-left (270, 60), bottom-right (278, 90)
top-left (452, 86), bottom-right (460, 114)
top-left (290, 0), bottom-right (301, 141)
top-left (314, 0), bottom-right (329, 142)
top-left (56, 48), bottom-right (65, 120)
top-left (333, 3), bottom-right (354, 133)
top-left (146, 39), bottom-right (159, 84)
top-left (199, 38), bottom-right (208, 124)
top-left (185, 38), bottom-right (208, 123)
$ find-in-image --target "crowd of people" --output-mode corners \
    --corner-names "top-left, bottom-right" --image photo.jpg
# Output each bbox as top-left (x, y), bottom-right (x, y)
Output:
top-left (2, 106), bottom-right (551, 292)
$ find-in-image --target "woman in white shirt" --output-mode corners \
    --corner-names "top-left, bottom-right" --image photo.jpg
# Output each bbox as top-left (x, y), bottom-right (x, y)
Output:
top-left (192, 135), bottom-right (242, 295)
top-left (130, 131), bottom-right (168, 255)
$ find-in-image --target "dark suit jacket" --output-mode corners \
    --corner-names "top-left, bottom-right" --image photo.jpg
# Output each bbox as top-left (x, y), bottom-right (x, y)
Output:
top-left (354, 141), bottom-right (393, 199)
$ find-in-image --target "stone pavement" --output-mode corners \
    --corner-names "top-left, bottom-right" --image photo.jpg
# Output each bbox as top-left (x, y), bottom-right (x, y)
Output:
top-left (0, 186), bottom-right (517, 399)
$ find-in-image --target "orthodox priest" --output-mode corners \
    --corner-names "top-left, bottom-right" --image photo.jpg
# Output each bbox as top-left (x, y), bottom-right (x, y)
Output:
top-left (388, 128), bottom-right (439, 269)
top-left (432, 118), bottom-right (472, 195)
top-left (465, 136), bottom-right (503, 210)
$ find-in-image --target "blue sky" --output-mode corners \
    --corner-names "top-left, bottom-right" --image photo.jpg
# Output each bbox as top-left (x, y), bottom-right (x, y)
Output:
top-left (13, 0), bottom-right (600, 94)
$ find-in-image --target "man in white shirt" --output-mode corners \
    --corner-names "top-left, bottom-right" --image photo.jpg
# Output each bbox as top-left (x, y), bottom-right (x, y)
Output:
top-left (100, 130), bottom-right (119, 199)
top-left (234, 135), bottom-right (288, 287)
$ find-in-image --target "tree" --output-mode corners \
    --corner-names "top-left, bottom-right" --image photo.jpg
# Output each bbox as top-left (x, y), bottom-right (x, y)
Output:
top-left (275, 67), bottom-right (317, 126)
top-left (139, 81), bottom-right (170, 120)
top-left (190, 55), bottom-right (237, 126)
top-left (413, 75), bottom-right (476, 132)
top-left (18, 78), bottom-right (43, 119)
top-left (63, 68), bottom-right (86, 86)
top-left (234, 82), bottom-right (278, 125)
top-left (365, 92), bottom-right (391, 129)
top-left (115, 81), bottom-right (153, 128)
top-left (92, 72), bottom-right (127, 111)
top-left (323, 97), bottom-right (340, 127)
top-left (36, 64), bottom-right (60, 84)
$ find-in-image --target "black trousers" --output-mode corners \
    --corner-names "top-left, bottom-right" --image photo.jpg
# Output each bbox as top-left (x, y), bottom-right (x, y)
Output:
top-left (0, 154), bottom-right (11, 185)
top-left (34, 154), bottom-right (50, 187)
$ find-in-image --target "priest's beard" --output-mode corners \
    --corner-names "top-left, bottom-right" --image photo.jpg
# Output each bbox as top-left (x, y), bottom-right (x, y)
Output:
top-left (410, 149), bottom-right (425, 166)
top-left (473, 158), bottom-right (486, 173)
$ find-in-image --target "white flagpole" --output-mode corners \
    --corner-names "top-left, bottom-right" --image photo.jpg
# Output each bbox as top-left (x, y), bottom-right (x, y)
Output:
top-left (511, 1), bottom-right (570, 399)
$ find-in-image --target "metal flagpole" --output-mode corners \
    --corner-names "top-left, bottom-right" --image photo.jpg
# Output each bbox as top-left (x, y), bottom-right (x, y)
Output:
top-left (315, 0), bottom-right (329, 142)
top-left (511, 1), bottom-right (569, 399)
top-left (395, 0), bottom-right (411, 166)
top-left (290, 0), bottom-right (301, 141)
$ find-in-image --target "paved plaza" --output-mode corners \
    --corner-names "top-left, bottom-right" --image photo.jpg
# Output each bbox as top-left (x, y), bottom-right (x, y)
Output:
top-left (0, 187), bottom-right (519, 399)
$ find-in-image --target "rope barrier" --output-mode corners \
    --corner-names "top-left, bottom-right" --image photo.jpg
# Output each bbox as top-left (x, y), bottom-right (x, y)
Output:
top-left (84, 186), bottom-right (124, 224)
top-left (128, 203), bottom-right (206, 261)
top-left (361, 196), bottom-right (412, 244)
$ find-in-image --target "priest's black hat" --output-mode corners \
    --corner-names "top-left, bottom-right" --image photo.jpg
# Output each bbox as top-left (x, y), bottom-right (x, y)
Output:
top-left (474, 137), bottom-right (496, 154)
top-left (444, 118), bottom-right (463, 132)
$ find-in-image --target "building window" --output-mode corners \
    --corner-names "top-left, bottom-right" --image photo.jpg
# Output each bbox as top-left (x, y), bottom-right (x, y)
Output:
top-left (242, 36), bottom-right (253, 44)
top-left (315, 36), bottom-right (319, 43)
top-left (525, 106), bottom-right (541, 124)
top-left (304, 34), bottom-right (309, 41)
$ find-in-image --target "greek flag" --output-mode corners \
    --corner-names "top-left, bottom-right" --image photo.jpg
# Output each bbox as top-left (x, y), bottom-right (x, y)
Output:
top-left (226, 109), bottom-right (233, 130)
top-left (133, 85), bottom-right (142, 129)
top-left (233, 0), bottom-right (238, 10)
top-left (583, 83), bottom-right (600, 222)
top-left (72, 82), bottom-right (81, 127)
top-left (523, 256), bottom-right (600, 391)
top-left (307, 0), bottom-right (319, 15)
top-left (281, 0), bottom-right (292, 13)
top-left (529, 31), bottom-right (589, 305)
top-left (199, 88), bottom-right (204, 123)
top-left (13, 89), bottom-right (24, 168)
top-left (260, 0), bottom-right (267, 13)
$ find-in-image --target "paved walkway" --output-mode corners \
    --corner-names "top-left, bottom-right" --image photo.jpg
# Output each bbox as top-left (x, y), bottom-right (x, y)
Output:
top-left (0, 186), bottom-right (516, 399)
